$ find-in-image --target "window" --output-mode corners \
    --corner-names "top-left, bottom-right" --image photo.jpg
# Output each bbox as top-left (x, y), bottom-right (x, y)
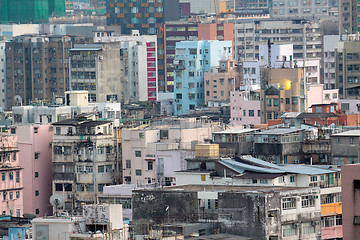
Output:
top-left (34, 153), bottom-right (39, 159)
top-left (3, 192), bottom-right (7, 201)
top-left (160, 130), bottom-right (169, 139)
top-left (56, 127), bottom-right (61, 135)
top-left (98, 184), bottom-right (105, 192)
top-left (135, 151), bottom-right (141, 157)
top-left (283, 224), bottom-right (297, 237)
top-left (282, 197), bottom-right (296, 210)
top-left (9, 172), bottom-right (13, 180)
top-left (260, 179), bottom-right (268, 184)
top-left (9, 192), bottom-right (13, 200)
top-left (35, 190), bottom-right (39, 196)
top-left (16, 191), bottom-right (20, 199)
top-left (55, 183), bottom-right (63, 191)
top-left (301, 222), bottom-right (315, 235)
top-left (126, 160), bottom-right (131, 169)
top-left (290, 175), bottom-right (295, 183)
top-left (249, 110), bottom-right (254, 117)
top-left (301, 195), bottom-right (315, 208)
top-left (351, 137), bottom-right (354, 144)
top-left (98, 165), bottom-right (105, 173)
top-left (34, 127), bottom-right (38, 133)
top-left (135, 169), bottom-right (142, 176)
top-left (36, 209), bottom-right (40, 214)
top-left (148, 161), bottom-right (153, 170)
top-left (139, 133), bottom-right (144, 139)
top-left (106, 165), bottom-right (113, 172)
top-left (16, 171), bottom-right (20, 183)
top-left (16, 209), bottom-right (20, 217)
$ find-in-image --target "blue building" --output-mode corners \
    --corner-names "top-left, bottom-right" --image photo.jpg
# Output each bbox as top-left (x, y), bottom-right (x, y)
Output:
top-left (173, 40), bottom-right (233, 115)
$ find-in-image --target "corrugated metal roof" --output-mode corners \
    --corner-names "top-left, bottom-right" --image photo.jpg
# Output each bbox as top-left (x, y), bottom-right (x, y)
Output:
top-left (220, 159), bottom-right (285, 174)
top-left (277, 165), bottom-right (338, 175)
top-left (281, 112), bottom-right (302, 118)
top-left (70, 47), bottom-right (102, 51)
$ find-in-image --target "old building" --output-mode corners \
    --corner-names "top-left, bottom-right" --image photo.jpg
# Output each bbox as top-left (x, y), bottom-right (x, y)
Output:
top-left (230, 90), bottom-right (261, 127)
top-left (121, 118), bottom-right (219, 186)
top-left (331, 130), bottom-right (360, 165)
top-left (5, 35), bottom-right (73, 108)
top-left (338, 0), bottom-right (360, 34)
top-left (212, 128), bottom-right (259, 157)
top-left (254, 128), bottom-right (304, 164)
top-left (335, 37), bottom-right (360, 99)
top-left (69, 43), bottom-right (126, 103)
top-left (204, 59), bottom-right (240, 105)
top-left (0, 134), bottom-right (23, 217)
top-left (52, 118), bottom-right (120, 213)
top-left (93, 30), bottom-right (158, 102)
top-left (260, 68), bottom-right (306, 123)
top-left (132, 185), bottom-right (321, 239)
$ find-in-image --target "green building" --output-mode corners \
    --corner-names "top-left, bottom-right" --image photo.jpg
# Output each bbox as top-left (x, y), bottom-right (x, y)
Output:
top-left (0, 0), bottom-right (65, 23)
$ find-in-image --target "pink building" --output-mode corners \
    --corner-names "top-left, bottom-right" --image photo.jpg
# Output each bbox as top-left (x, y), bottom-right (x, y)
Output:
top-left (0, 134), bottom-right (23, 217)
top-left (230, 90), bottom-right (261, 128)
top-left (307, 84), bottom-right (339, 112)
top-left (342, 164), bottom-right (360, 240)
top-left (14, 125), bottom-right (53, 217)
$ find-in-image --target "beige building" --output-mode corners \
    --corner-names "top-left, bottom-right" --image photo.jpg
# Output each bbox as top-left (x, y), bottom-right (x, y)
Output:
top-left (204, 59), bottom-right (241, 104)
top-left (260, 68), bottom-right (306, 123)
top-left (335, 37), bottom-right (360, 99)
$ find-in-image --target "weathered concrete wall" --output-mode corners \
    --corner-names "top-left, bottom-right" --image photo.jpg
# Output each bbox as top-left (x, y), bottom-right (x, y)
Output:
top-left (132, 190), bottom-right (199, 235)
top-left (218, 142), bottom-right (254, 156)
top-left (217, 192), bottom-right (266, 239)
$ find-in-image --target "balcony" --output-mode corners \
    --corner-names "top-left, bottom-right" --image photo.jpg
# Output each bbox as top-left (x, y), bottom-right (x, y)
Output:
top-left (173, 60), bottom-right (185, 71)
top-left (53, 172), bottom-right (75, 181)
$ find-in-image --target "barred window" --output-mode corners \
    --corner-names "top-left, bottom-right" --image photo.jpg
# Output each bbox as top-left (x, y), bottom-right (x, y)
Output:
top-left (301, 195), bottom-right (315, 208)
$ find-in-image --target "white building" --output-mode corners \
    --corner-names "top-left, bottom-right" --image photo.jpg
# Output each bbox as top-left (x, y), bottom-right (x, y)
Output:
top-left (0, 24), bottom-right (40, 41)
top-left (323, 35), bottom-right (341, 89)
top-left (94, 30), bottom-right (158, 102)
top-left (121, 118), bottom-right (219, 186)
top-left (271, 0), bottom-right (329, 18)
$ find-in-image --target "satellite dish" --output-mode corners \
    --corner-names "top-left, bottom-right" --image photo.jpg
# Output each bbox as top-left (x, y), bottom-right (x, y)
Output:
top-left (14, 95), bottom-right (22, 106)
top-left (23, 213), bottom-right (36, 219)
top-left (50, 194), bottom-right (65, 216)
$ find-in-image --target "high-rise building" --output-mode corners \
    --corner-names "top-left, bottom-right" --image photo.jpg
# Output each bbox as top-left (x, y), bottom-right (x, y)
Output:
top-left (339, 0), bottom-right (360, 34)
top-left (271, 0), bottom-right (329, 18)
top-left (93, 29), bottom-right (158, 102)
top-left (106, 0), bottom-right (180, 92)
top-left (164, 22), bottom-right (233, 92)
top-left (173, 40), bottom-right (232, 115)
top-left (0, 0), bottom-right (65, 23)
top-left (69, 43), bottom-right (127, 103)
top-left (5, 35), bottom-right (73, 109)
top-left (335, 36), bottom-right (360, 99)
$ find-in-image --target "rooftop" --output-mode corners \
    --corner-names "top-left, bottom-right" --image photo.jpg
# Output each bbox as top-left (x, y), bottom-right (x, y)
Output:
top-left (333, 130), bottom-right (360, 137)
top-left (52, 119), bottom-right (111, 127)
top-left (254, 128), bottom-right (302, 135)
top-left (213, 128), bottom-right (258, 134)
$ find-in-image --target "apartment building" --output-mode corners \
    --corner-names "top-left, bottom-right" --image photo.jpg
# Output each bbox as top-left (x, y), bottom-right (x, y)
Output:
top-left (261, 68), bottom-right (307, 123)
top-left (234, 19), bottom-right (323, 62)
top-left (121, 118), bottom-right (217, 186)
top-left (52, 118), bottom-right (120, 213)
top-left (271, 0), bottom-right (329, 18)
top-left (93, 30), bottom-right (158, 102)
top-left (335, 37), bottom-right (360, 99)
top-left (230, 90), bottom-right (261, 127)
top-left (69, 43), bottom-right (126, 103)
top-left (5, 35), bottom-right (73, 108)
top-left (106, 0), bottom-right (180, 92)
top-left (0, 134), bottom-right (23, 217)
top-left (165, 22), bottom-right (233, 92)
top-left (307, 84), bottom-right (339, 112)
top-left (173, 40), bottom-right (232, 115)
top-left (331, 130), bottom-right (360, 165)
top-left (338, 0), bottom-right (360, 34)
top-left (323, 35), bottom-right (340, 89)
top-left (0, 42), bottom-right (5, 109)
top-left (15, 124), bottom-right (53, 217)
top-left (204, 59), bottom-right (240, 104)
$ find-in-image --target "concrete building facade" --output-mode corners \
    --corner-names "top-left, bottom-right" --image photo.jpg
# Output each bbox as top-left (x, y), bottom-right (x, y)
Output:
top-left (174, 40), bottom-right (232, 115)
top-left (52, 119), bottom-right (120, 213)
top-left (93, 30), bottom-right (158, 102)
top-left (230, 90), bottom-right (261, 127)
top-left (323, 35), bottom-right (340, 89)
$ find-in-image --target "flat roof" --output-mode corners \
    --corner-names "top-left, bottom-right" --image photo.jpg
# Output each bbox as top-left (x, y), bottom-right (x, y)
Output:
top-left (213, 128), bottom-right (257, 134)
top-left (255, 128), bottom-right (302, 135)
top-left (135, 184), bottom-right (314, 193)
top-left (333, 130), bottom-right (360, 136)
